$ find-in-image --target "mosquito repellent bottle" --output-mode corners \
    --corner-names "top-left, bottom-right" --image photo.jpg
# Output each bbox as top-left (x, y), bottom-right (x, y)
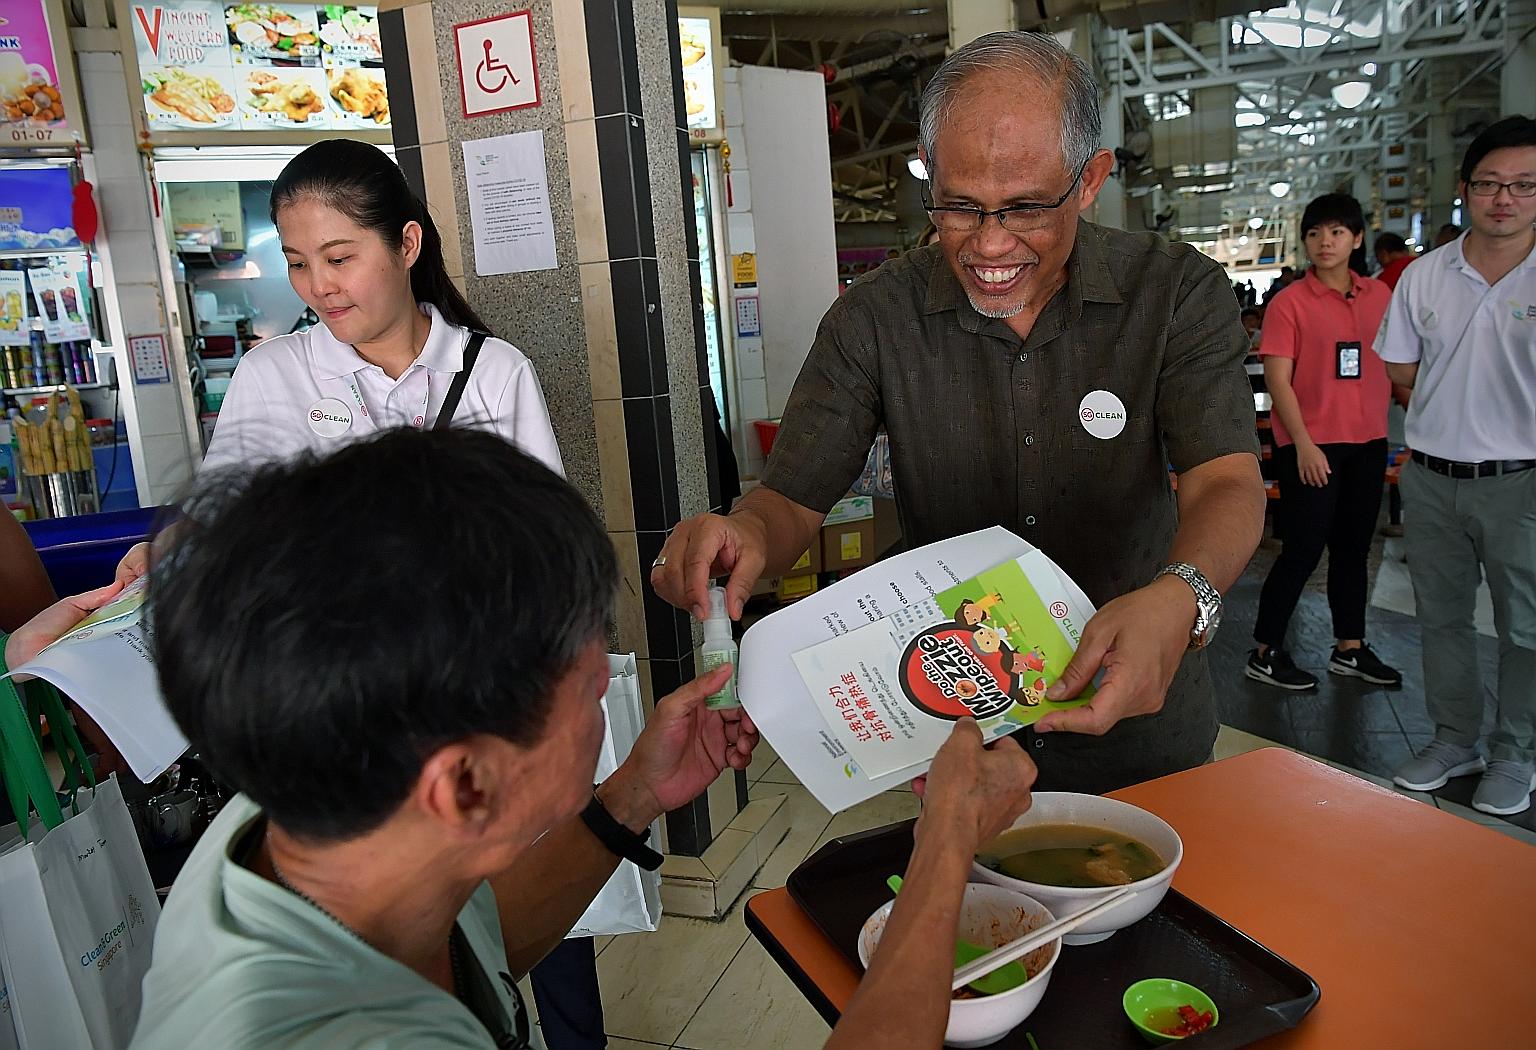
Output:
top-left (700, 586), bottom-right (740, 710)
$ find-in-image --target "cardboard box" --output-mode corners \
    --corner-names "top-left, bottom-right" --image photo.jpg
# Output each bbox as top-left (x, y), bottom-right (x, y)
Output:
top-left (752, 543), bottom-right (821, 597)
top-left (824, 494), bottom-right (874, 526)
top-left (822, 517), bottom-right (876, 573)
top-left (776, 572), bottom-right (819, 602)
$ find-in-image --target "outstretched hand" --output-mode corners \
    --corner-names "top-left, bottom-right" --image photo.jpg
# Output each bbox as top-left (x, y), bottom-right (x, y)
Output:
top-left (1033, 576), bottom-right (1194, 736)
top-left (648, 512), bottom-right (770, 622)
top-left (4, 583), bottom-right (132, 777)
top-left (3, 582), bottom-right (124, 675)
top-left (614, 664), bottom-right (760, 821)
top-left (913, 719), bottom-right (1037, 852)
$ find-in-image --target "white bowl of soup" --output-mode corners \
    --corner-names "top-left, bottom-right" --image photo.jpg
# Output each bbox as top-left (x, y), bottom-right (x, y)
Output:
top-left (970, 792), bottom-right (1182, 945)
top-left (857, 883), bottom-right (1062, 1048)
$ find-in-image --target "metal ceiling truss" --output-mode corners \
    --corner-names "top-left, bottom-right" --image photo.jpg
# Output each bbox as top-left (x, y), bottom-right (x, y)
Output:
top-left (1102, 1), bottom-right (1510, 95)
top-left (1098, 0), bottom-right (1514, 253)
top-left (723, 25), bottom-right (943, 223)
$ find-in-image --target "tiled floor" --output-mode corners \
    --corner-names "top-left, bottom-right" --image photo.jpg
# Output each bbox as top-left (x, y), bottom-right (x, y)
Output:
top-left (1211, 531), bottom-right (1536, 836)
top-left (566, 533), bottom-right (1533, 1050)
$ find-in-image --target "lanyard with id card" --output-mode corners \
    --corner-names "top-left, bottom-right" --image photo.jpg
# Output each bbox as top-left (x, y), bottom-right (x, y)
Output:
top-left (1336, 341), bottom-right (1362, 380)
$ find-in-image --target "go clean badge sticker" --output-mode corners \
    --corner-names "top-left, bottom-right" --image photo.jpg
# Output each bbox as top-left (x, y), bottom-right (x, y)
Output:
top-left (308, 397), bottom-right (352, 437)
top-left (1078, 389), bottom-right (1127, 440)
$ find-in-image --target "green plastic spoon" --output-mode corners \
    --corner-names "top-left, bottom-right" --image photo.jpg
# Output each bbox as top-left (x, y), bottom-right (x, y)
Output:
top-left (886, 875), bottom-right (1031, 995)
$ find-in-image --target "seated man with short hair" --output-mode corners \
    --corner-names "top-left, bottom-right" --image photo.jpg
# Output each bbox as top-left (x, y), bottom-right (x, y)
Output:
top-left (0, 428), bottom-right (1041, 1049)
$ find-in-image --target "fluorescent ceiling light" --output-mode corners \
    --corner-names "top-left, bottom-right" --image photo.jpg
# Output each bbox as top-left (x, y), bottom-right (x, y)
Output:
top-left (1331, 80), bottom-right (1371, 109)
top-left (1238, 235), bottom-right (1249, 246)
top-left (1248, 216), bottom-right (1265, 229)
top-left (1235, 112), bottom-right (1266, 127)
top-left (907, 155), bottom-right (927, 180)
top-left (1270, 181), bottom-right (1291, 197)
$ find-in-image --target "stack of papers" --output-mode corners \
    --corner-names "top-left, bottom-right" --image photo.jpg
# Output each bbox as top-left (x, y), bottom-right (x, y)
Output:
top-left (738, 528), bottom-right (1095, 814)
top-left (2, 577), bottom-right (187, 783)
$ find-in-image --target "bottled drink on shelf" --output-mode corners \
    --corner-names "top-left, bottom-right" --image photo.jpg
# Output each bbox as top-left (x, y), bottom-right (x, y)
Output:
top-left (28, 325), bottom-right (46, 386)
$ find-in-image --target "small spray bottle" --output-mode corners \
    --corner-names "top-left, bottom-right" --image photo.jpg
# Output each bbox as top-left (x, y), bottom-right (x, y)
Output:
top-left (700, 585), bottom-right (740, 710)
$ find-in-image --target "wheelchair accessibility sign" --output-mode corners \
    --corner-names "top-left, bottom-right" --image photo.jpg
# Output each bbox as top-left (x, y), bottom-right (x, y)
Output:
top-left (454, 10), bottom-right (541, 118)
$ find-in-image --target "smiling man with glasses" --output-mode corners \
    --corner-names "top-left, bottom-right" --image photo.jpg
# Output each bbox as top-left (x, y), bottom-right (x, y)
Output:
top-left (652, 31), bottom-right (1267, 795)
top-left (1376, 115), bottom-right (1536, 817)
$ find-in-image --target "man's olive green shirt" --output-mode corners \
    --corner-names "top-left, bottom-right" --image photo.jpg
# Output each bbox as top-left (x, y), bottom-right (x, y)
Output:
top-left (763, 220), bottom-right (1258, 793)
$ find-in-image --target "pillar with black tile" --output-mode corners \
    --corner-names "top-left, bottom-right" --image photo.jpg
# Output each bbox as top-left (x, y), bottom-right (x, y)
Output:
top-left (379, 0), bottom-right (783, 907)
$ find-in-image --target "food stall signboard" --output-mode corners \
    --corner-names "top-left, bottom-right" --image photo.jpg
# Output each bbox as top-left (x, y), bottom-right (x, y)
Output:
top-left (1, 0), bottom-right (76, 145)
top-left (128, 1), bottom-right (389, 134)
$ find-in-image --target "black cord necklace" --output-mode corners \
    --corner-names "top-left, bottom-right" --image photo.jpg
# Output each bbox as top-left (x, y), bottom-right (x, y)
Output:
top-left (264, 837), bottom-right (526, 1047)
top-left (268, 854), bottom-right (463, 1002)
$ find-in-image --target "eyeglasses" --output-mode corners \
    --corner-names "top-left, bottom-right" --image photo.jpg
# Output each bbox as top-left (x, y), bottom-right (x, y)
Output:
top-left (1466, 179), bottom-right (1536, 198)
top-left (923, 157), bottom-right (1091, 233)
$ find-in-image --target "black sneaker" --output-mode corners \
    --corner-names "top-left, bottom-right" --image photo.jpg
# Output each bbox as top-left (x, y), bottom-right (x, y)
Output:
top-left (1245, 648), bottom-right (1318, 691)
top-left (1329, 644), bottom-right (1403, 686)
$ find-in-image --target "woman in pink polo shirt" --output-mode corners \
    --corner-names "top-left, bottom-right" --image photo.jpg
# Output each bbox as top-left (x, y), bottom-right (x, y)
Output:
top-left (1246, 193), bottom-right (1403, 691)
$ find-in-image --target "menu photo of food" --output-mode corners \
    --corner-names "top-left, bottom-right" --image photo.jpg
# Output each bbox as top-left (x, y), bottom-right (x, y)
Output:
top-left (677, 16), bottom-right (715, 131)
top-left (1, 64), bottom-right (66, 127)
top-left (240, 66), bottom-right (328, 126)
top-left (141, 67), bottom-right (239, 128)
top-left (326, 66), bottom-right (388, 126)
top-left (226, 3), bottom-right (321, 65)
top-left (0, 2), bottom-right (72, 135)
top-left (317, 5), bottom-right (382, 66)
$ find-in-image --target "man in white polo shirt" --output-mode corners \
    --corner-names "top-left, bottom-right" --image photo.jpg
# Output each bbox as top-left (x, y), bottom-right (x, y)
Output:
top-left (1375, 116), bottom-right (1536, 816)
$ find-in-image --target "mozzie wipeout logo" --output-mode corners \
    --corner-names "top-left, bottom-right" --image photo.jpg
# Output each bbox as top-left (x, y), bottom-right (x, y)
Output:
top-left (898, 624), bottom-right (1017, 721)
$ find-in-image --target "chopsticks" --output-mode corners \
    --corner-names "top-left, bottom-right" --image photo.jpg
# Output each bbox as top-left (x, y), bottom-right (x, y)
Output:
top-left (950, 885), bottom-right (1138, 991)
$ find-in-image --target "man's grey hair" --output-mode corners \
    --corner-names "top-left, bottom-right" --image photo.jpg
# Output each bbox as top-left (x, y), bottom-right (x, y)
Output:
top-left (919, 31), bottom-right (1102, 180)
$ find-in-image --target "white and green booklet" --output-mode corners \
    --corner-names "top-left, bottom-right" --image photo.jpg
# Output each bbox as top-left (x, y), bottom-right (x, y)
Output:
top-left (2, 576), bottom-right (187, 783)
top-left (738, 527), bottom-right (1096, 814)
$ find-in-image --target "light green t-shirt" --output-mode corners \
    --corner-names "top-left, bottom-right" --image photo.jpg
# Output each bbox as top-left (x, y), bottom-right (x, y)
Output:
top-left (130, 795), bottom-right (541, 1049)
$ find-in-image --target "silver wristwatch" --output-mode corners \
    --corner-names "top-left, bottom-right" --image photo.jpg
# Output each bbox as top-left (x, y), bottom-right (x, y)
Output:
top-left (1156, 562), bottom-right (1222, 650)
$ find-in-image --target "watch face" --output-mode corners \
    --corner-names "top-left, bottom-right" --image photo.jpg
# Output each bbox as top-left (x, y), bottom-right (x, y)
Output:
top-left (1204, 601), bottom-right (1222, 639)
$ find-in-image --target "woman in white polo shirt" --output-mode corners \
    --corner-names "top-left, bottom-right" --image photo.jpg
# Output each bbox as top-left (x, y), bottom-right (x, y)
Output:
top-left (126, 140), bottom-right (607, 1050)
top-left (203, 139), bottom-right (559, 473)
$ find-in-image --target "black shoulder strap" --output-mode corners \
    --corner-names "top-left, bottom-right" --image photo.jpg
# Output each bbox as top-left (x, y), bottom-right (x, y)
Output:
top-left (434, 331), bottom-right (487, 431)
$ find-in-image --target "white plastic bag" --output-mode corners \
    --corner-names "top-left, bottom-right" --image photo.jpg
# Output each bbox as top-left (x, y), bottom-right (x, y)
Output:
top-left (566, 654), bottom-right (662, 938)
top-left (0, 776), bottom-right (159, 1049)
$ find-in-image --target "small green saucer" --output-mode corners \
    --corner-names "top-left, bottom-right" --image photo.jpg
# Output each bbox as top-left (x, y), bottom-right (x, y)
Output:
top-left (1122, 978), bottom-right (1219, 1044)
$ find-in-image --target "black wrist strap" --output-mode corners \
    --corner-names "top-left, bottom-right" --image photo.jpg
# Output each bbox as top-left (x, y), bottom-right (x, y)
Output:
top-left (580, 788), bottom-right (663, 872)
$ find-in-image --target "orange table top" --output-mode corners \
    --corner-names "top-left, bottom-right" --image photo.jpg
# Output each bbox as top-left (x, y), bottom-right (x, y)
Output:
top-left (745, 748), bottom-right (1536, 1047)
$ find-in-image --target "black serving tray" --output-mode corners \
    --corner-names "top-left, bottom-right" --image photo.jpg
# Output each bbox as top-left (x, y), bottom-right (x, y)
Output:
top-left (786, 819), bottom-right (1319, 1049)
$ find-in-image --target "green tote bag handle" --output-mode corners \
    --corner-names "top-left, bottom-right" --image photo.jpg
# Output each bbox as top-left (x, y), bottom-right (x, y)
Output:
top-left (0, 633), bottom-right (75, 832)
top-left (24, 679), bottom-right (96, 795)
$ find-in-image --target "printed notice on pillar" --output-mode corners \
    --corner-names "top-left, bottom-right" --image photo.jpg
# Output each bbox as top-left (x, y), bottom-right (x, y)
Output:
top-left (462, 130), bottom-right (557, 276)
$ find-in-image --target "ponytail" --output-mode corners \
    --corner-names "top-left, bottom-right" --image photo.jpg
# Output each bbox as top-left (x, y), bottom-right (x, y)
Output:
top-left (410, 204), bottom-right (488, 332)
top-left (272, 139), bottom-right (490, 333)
